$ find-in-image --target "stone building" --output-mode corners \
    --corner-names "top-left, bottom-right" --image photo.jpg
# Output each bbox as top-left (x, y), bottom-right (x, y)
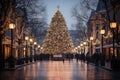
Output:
top-left (87, 0), bottom-right (120, 60)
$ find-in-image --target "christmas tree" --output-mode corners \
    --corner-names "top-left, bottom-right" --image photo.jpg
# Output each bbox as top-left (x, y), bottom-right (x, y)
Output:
top-left (42, 8), bottom-right (74, 54)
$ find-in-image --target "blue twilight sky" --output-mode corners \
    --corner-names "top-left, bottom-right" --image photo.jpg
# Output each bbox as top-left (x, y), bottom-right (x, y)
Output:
top-left (43, 0), bottom-right (80, 30)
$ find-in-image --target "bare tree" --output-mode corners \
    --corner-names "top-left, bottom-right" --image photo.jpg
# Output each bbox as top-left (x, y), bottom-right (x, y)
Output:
top-left (15, 0), bottom-right (47, 62)
top-left (15, 0), bottom-right (47, 38)
top-left (0, 0), bottom-right (47, 67)
top-left (28, 18), bottom-right (47, 36)
top-left (26, 0), bottom-right (47, 43)
top-left (71, 0), bottom-right (98, 42)
top-left (0, 0), bottom-right (16, 68)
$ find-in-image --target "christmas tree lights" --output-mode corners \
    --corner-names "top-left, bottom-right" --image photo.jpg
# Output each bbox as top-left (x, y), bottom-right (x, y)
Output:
top-left (42, 9), bottom-right (74, 54)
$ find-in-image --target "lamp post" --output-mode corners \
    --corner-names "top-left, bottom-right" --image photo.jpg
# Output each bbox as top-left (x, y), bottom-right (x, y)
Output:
top-left (29, 38), bottom-right (33, 62)
top-left (41, 47), bottom-right (43, 54)
top-left (8, 23), bottom-right (16, 68)
top-left (80, 44), bottom-right (83, 54)
top-left (75, 47), bottom-right (78, 53)
top-left (110, 22), bottom-right (117, 57)
top-left (38, 45), bottom-right (40, 54)
top-left (38, 45), bottom-right (40, 49)
top-left (100, 29), bottom-right (105, 54)
top-left (90, 36), bottom-right (93, 55)
top-left (110, 22), bottom-right (118, 71)
top-left (83, 42), bottom-right (87, 54)
top-left (23, 47), bottom-right (26, 57)
top-left (86, 39), bottom-right (90, 53)
top-left (34, 41), bottom-right (37, 61)
top-left (100, 29), bottom-right (105, 66)
top-left (78, 46), bottom-right (80, 54)
top-left (37, 45), bottom-right (40, 54)
top-left (25, 36), bottom-right (29, 63)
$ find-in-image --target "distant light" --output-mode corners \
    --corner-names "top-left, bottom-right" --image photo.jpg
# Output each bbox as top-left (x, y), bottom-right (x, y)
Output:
top-left (78, 46), bottom-right (80, 48)
top-left (100, 29), bottom-right (105, 35)
top-left (41, 47), bottom-right (43, 49)
top-left (25, 36), bottom-right (29, 41)
top-left (90, 37), bottom-right (93, 41)
top-left (34, 42), bottom-right (37, 45)
top-left (75, 47), bottom-right (78, 49)
top-left (83, 42), bottom-right (86, 45)
top-left (9, 23), bottom-right (15, 29)
top-left (38, 45), bottom-right (40, 48)
top-left (24, 48), bottom-right (26, 50)
top-left (30, 38), bottom-right (33, 43)
top-left (80, 44), bottom-right (83, 47)
top-left (110, 22), bottom-right (117, 29)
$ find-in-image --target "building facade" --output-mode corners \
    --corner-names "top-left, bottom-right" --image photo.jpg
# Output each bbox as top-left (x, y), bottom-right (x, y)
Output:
top-left (87, 0), bottom-right (120, 61)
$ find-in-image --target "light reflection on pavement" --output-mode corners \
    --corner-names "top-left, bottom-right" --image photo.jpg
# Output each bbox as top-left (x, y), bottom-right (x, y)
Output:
top-left (0, 60), bottom-right (120, 80)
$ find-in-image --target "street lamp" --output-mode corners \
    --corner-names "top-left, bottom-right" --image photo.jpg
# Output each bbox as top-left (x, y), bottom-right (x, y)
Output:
top-left (83, 42), bottom-right (87, 54)
top-left (75, 47), bottom-right (78, 53)
top-left (41, 47), bottom-right (43, 53)
top-left (100, 29), bottom-right (105, 54)
top-left (90, 36), bottom-right (93, 55)
top-left (34, 42), bottom-right (37, 45)
top-left (100, 29), bottom-right (105, 66)
top-left (23, 47), bottom-right (26, 57)
top-left (38, 45), bottom-right (40, 51)
top-left (25, 36), bottom-right (29, 41)
top-left (25, 36), bottom-right (29, 63)
top-left (78, 46), bottom-right (80, 54)
top-left (8, 23), bottom-right (16, 68)
top-left (38, 45), bottom-right (40, 54)
top-left (29, 38), bottom-right (33, 62)
top-left (9, 23), bottom-right (15, 56)
top-left (76, 47), bottom-right (79, 53)
top-left (110, 22), bottom-right (117, 57)
top-left (80, 44), bottom-right (83, 54)
top-left (34, 41), bottom-right (37, 61)
top-left (38, 45), bottom-right (40, 49)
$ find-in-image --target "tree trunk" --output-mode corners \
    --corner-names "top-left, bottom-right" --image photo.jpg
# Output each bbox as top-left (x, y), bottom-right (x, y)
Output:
top-left (18, 39), bottom-right (21, 59)
top-left (0, 34), bottom-right (5, 69)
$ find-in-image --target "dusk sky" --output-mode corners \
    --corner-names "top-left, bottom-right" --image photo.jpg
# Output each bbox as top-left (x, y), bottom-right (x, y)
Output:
top-left (43, 0), bottom-right (98, 30)
top-left (44, 0), bottom-right (80, 30)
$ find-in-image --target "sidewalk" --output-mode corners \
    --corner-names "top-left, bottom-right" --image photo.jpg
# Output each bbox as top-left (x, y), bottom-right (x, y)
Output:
top-left (88, 61), bottom-right (112, 71)
top-left (100, 61), bottom-right (112, 71)
top-left (4, 61), bottom-right (36, 71)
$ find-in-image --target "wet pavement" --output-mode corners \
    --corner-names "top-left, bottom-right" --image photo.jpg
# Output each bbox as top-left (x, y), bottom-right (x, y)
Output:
top-left (0, 60), bottom-right (120, 80)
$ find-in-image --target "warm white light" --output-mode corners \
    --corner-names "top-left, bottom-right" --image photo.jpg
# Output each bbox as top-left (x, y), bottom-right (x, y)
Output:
top-left (75, 47), bottom-right (78, 50)
top-left (34, 42), bottom-right (37, 45)
top-left (38, 45), bottom-right (40, 48)
top-left (80, 44), bottom-right (83, 47)
top-left (41, 47), bottom-right (43, 49)
top-left (30, 38), bottom-right (33, 43)
top-left (25, 36), bottom-right (29, 41)
top-left (100, 29), bottom-right (105, 35)
top-left (90, 37), bottom-right (93, 41)
top-left (110, 22), bottom-right (117, 29)
top-left (9, 23), bottom-right (15, 29)
top-left (24, 47), bottom-right (26, 50)
top-left (83, 42), bottom-right (87, 45)
top-left (78, 46), bottom-right (80, 48)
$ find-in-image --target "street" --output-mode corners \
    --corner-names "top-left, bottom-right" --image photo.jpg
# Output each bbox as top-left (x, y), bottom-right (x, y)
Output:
top-left (0, 60), bottom-right (120, 80)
